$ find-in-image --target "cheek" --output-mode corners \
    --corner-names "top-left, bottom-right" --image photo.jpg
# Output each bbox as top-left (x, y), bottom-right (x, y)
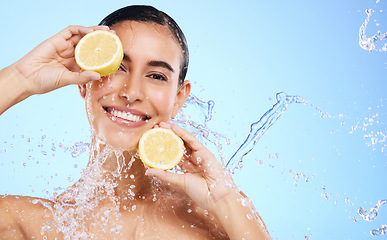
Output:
top-left (89, 78), bottom-right (114, 95)
top-left (87, 78), bottom-right (120, 104)
top-left (149, 88), bottom-right (176, 116)
top-left (84, 82), bottom-right (111, 120)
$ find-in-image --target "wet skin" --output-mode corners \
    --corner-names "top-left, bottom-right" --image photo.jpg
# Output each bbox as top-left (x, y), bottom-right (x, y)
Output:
top-left (0, 22), bottom-right (228, 239)
top-left (0, 19), bottom-right (271, 239)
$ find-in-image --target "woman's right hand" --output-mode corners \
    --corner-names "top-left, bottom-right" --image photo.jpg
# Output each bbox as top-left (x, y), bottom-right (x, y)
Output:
top-left (11, 25), bottom-right (109, 95)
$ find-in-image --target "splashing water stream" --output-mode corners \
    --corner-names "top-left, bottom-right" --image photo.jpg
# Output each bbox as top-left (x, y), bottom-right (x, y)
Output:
top-left (226, 92), bottom-right (306, 171)
top-left (4, 8), bottom-right (387, 236)
top-left (359, 7), bottom-right (387, 52)
top-left (0, 2), bottom-right (385, 238)
top-left (1, 88), bottom-right (384, 238)
top-left (358, 199), bottom-right (387, 222)
top-left (174, 92), bottom-right (386, 237)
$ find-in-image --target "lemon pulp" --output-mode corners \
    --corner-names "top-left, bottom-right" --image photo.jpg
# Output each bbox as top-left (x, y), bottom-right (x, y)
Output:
top-left (139, 128), bottom-right (184, 170)
top-left (75, 30), bottom-right (123, 77)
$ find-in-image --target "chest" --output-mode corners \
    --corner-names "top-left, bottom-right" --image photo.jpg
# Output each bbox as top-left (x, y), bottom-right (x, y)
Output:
top-left (39, 203), bottom-right (212, 240)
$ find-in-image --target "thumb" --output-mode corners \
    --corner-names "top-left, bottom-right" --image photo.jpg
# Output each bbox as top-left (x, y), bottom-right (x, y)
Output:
top-left (60, 70), bottom-right (100, 86)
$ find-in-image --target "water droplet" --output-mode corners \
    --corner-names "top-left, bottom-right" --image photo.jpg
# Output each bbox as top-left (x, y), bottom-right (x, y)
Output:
top-left (371, 224), bottom-right (387, 236)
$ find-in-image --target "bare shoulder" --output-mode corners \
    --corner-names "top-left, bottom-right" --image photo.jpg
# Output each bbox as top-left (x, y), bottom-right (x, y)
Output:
top-left (0, 195), bottom-right (54, 239)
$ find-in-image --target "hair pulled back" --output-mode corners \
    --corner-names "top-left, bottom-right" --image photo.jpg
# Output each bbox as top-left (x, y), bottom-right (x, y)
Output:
top-left (99, 5), bottom-right (189, 86)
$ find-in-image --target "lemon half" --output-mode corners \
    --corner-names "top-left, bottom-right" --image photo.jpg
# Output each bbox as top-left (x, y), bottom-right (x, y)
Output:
top-left (139, 128), bottom-right (184, 170)
top-left (75, 30), bottom-right (123, 77)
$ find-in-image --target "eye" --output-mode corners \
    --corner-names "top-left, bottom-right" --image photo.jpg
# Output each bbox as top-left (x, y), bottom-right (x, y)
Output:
top-left (147, 73), bottom-right (167, 81)
top-left (118, 64), bottom-right (127, 72)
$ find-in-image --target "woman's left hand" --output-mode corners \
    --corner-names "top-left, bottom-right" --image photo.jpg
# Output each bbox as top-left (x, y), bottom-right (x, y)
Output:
top-left (145, 122), bottom-right (235, 213)
top-left (146, 122), bottom-right (272, 240)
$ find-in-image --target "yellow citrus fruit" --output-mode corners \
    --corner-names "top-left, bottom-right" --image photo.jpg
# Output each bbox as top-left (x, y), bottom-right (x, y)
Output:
top-left (75, 30), bottom-right (123, 77)
top-left (138, 128), bottom-right (184, 170)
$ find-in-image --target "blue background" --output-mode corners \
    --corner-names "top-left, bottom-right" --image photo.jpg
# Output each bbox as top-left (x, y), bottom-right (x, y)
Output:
top-left (0, 0), bottom-right (386, 239)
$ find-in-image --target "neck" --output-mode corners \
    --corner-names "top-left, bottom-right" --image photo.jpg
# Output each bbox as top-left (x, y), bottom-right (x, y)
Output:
top-left (57, 137), bottom-right (169, 209)
top-left (77, 138), bottom-right (158, 203)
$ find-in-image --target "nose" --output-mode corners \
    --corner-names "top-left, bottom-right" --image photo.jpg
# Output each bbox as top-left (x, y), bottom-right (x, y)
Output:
top-left (118, 75), bottom-right (145, 103)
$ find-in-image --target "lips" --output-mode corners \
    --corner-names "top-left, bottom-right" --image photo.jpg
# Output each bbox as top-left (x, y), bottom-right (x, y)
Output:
top-left (103, 106), bottom-right (150, 128)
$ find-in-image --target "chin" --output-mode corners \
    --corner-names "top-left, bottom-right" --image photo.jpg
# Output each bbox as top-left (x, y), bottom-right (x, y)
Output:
top-left (89, 127), bottom-right (139, 152)
top-left (107, 136), bottom-right (139, 152)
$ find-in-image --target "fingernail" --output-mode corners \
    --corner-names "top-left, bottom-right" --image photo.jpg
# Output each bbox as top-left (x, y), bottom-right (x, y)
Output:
top-left (90, 73), bottom-right (101, 81)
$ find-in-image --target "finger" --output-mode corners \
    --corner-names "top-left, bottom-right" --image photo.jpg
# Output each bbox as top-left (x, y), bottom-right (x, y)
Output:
top-left (63, 25), bottom-right (110, 39)
top-left (159, 121), bottom-right (172, 129)
top-left (179, 158), bottom-right (203, 173)
top-left (61, 70), bottom-right (100, 86)
top-left (145, 168), bottom-right (186, 190)
top-left (89, 25), bottom-right (111, 31)
top-left (59, 25), bottom-right (92, 41)
top-left (91, 25), bottom-right (115, 34)
top-left (171, 124), bottom-right (204, 153)
top-left (181, 150), bottom-right (204, 167)
top-left (59, 25), bottom-right (111, 47)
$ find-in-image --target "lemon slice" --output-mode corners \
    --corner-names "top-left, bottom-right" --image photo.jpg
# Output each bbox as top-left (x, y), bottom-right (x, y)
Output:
top-left (139, 128), bottom-right (184, 170)
top-left (75, 30), bottom-right (123, 77)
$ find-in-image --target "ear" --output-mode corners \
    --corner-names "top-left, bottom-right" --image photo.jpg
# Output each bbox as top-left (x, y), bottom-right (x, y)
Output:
top-left (78, 84), bottom-right (87, 99)
top-left (172, 80), bottom-right (191, 118)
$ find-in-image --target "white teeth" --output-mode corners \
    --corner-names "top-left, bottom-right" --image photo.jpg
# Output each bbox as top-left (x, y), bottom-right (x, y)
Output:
top-left (109, 109), bottom-right (144, 122)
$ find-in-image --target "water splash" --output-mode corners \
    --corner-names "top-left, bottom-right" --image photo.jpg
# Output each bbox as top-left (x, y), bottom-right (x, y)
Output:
top-left (348, 112), bottom-right (386, 153)
top-left (226, 92), bottom-right (306, 171)
top-left (59, 141), bottom-right (90, 158)
top-left (172, 94), bottom-right (230, 165)
top-left (357, 199), bottom-right (387, 221)
top-left (359, 8), bottom-right (387, 52)
top-left (371, 224), bottom-right (387, 236)
top-left (2, 87), bottom-right (383, 238)
top-left (44, 140), bottom-right (128, 239)
top-left (177, 92), bottom-right (331, 172)
top-left (184, 94), bottom-right (214, 123)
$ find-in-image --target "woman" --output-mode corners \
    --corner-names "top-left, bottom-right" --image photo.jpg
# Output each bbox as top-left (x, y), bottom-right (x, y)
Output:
top-left (0, 5), bottom-right (271, 239)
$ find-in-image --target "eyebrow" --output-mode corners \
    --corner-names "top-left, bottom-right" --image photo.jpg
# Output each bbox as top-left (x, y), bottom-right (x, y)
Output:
top-left (122, 54), bottom-right (175, 73)
top-left (148, 61), bottom-right (174, 73)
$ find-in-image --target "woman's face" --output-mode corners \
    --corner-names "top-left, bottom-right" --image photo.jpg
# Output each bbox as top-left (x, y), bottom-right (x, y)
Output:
top-left (80, 21), bottom-right (190, 150)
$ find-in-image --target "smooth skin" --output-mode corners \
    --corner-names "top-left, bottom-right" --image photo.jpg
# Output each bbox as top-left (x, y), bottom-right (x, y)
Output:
top-left (0, 22), bottom-right (271, 240)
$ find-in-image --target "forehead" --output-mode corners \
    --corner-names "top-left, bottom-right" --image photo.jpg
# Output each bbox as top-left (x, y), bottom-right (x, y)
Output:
top-left (111, 21), bottom-right (182, 66)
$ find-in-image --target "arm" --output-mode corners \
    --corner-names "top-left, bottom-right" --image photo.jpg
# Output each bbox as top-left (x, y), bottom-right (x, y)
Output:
top-left (0, 25), bottom-right (109, 237)
top-left (0, 65), bottom-right (31, 115)
top-left (0, 25), bottom-right (106, 115)
top-left (210, 189), bottom-right (270, 239)
top-left (146, 123), bottom-right (271, 240)
top-left (0, 195), bottom-right (56, 239)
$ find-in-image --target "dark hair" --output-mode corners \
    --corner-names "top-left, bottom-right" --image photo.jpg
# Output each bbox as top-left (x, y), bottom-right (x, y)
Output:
top-left (99, 5), bottom-right (189, 86)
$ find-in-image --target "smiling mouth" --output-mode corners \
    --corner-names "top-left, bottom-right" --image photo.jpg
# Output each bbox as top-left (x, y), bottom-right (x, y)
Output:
top-left (103, 107), bottom-right (150, 122)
